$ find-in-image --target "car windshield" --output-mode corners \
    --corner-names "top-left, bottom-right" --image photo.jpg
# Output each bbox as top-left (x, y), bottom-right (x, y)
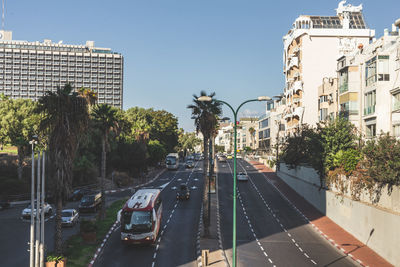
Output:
top-left (81, 196), bottom-right (94, 203)
top-left (122, 211), bottom-right (152, 232)
top-left (239, 172), bottom-right (245, 175)
top-left (62, 211), bottom-right (73, 217)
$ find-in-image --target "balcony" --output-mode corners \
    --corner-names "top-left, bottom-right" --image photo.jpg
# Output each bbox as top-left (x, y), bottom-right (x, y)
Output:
top-left (339, 83), bottom-right (348, 93)
top-left (364, 105), bottom-right (375, 116)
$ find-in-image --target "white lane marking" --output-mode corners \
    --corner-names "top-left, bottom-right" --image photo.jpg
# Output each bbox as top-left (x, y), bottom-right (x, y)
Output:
top-left (237, 160), bottom-right (318, 266)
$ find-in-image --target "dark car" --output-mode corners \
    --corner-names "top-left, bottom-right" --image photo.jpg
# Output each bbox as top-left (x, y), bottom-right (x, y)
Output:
top-left (79, 192), bottom-right (102, 213)
top-left (185, 160), bottom-right (194, 168)
top-left (176, 184), bottom-right (190, 200)
top-left (69, 188), bottom-right (93, 202)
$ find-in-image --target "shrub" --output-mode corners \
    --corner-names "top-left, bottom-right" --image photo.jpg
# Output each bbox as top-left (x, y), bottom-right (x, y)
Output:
top-left (80, 219), bottom-right (98, 233)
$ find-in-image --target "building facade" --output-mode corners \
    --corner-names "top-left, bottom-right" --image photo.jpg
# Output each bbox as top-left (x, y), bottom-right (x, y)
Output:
top-left (318, 77), bottom-right (338, 122)
top-left (282, 1), bottom-right (374, 133)
top-left (337, 21), bottom-right (400, 138)
top-left (0, 30), bottom-right (123, 108)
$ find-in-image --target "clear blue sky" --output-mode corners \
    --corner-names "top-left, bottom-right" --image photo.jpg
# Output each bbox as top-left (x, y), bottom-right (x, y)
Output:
top-left (3, 0), bottom-right (400, 131)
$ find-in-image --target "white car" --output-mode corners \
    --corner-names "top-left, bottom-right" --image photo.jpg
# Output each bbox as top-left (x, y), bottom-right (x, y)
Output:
top-left (61, 209), bottom-right (79, 227)
top-left (21, 203), bottom-right (52, 219)
top-left (237, 172), bottom-right (248, 181)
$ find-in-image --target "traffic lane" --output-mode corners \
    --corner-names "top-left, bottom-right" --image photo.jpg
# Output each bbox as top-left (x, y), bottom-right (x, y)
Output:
top-left (239, 160), bottom-right (357, 267)
top-left (0, 202), bottom-right (79, 267)
top-left (95, 164), bottom-right (196, 267)
top-left (154, 166), bottom-right (202, 267)
top-left (217, 161), bottom-right (270, 267)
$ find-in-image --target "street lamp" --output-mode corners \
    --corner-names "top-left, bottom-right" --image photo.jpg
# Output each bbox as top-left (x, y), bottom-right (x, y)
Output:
top-left (198, 95), bottom-right (271, 267)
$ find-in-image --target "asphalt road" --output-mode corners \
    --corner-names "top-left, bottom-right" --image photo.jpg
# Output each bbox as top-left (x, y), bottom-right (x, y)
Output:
top-left (217, 159), bottom-right (359, 267)
top-left (94, 161), bottom-right (204, 267)
top-left (0, 185), bottom-right (140, 266)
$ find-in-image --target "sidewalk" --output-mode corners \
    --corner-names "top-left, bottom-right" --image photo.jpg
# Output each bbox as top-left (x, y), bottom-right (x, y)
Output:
top-left (248, 161), bottom-right (393, 267)
top-left (198, 173), bottom-right (228, 267)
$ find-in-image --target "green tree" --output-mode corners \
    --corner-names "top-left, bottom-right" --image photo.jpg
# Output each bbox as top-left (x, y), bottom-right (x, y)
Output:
top-left (36, 84), bottom-right (89, 255)
top-left (91, 104), bottom-right (123, 219)
top-left (148, 139), bottom-right (167, 166)
top-left (177, 131), bottom-right (201, 155)
top-left (0, 98), bottom-right (40, 179)
top-left (187, 90), bottom-right (222, 236)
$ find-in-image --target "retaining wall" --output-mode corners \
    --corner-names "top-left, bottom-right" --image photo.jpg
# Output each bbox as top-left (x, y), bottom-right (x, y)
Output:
top-left (277, 163), bottom-right (400, 267)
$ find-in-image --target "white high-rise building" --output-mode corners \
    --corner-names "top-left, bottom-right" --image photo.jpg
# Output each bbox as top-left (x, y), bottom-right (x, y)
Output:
top-left (282, 1), bottom-right (374, 132)
top-left (0, 30), bottom-right (123, 108)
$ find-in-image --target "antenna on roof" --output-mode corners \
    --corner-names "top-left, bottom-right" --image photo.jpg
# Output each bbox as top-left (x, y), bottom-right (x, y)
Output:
top-left (1, 0), bottom-right (5, 30)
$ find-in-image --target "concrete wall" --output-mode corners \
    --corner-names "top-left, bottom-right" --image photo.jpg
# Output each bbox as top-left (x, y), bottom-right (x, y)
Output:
top-left (278, 163), bottom-right (400, 266)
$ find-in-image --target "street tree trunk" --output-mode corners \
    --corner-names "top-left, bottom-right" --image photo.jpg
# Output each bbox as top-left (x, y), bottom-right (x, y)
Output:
top-left (100, 134), bottom-right (106, 220)
top-left (54, 170), bottom-right (63, 255)
top-left (202, 137), bottom-right (210, 236)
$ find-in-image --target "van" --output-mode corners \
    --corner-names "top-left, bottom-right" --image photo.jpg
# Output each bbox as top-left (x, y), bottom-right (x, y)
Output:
top-left (79, 192), bottom-right (102, 213)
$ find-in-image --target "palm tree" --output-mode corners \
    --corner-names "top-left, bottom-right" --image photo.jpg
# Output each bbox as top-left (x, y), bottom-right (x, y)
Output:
top-left (36, 84), bottom-right (89, 255)
top-left (91, 104), bottom-right (122, 219)
top-left (187, 90), bottom-right (222, 236)
top-left (248, 127), bottom-right (256, 150)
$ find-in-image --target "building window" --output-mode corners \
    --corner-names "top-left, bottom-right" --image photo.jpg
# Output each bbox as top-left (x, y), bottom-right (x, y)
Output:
top-left (340, 101), bottom-right (358, 117)
top-left (365, 56), bottom-right (377, 86)
top-left (320, 108), bottom-right (328, 121)
top-left (377, 55), bottom-right (390, 81)
top-left (339, 70), bottom-right (348, 93)
top-left (259, 118), bottom-right (269, 129)
top-left (392, 92), bottom-right (400, 111)
top-left (366, 123), bottom-right (376, 138)
top-left (393, 124), bottom-right (400, 137)
top-left (364, 90), bottom-right (376, 115)
top-left (319, 95), bottom-right (328, 103)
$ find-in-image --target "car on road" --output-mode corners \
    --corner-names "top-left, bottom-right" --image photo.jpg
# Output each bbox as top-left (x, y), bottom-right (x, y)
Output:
top-left (61, 209), bottom-right (79, 227)
top-left (69, 188), bottom-right (93, 201)
top-left (218, 155), bottom-right (227, 162)
top-left (227, 154), bottom-right (233, 159)
top-left (237, 172), bottom-right (248, 182)
top-left (79, 192), bottom-right (102, 213)
top-left (21, 202), bottom-right (52, 219)
top-left (185, 160), bottom-right (194, 168)
top-left (176, 184), bottom-right (190, 200)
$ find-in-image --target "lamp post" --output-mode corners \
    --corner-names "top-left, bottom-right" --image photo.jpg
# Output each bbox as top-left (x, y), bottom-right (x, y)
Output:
top-left (198, 95), bottom-right (271, 267)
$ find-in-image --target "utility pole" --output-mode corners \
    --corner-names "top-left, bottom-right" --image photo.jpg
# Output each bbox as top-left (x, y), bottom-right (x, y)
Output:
top-left (29, 136), bottom-right (37, 267)
top-left (40, 152), bottom-right (45, 267)
top-left (35, 151), bottom-right (41, 267)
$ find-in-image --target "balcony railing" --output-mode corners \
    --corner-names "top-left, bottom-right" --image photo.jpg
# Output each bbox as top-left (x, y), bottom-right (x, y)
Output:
top-left (364, 105), bottom-right (375, 116)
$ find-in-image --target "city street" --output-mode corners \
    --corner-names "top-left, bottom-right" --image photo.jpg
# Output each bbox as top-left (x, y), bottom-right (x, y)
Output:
top-left (217, 158), bottom-right (359, 267)
top-left (94, 161), bottom-right (203, 267)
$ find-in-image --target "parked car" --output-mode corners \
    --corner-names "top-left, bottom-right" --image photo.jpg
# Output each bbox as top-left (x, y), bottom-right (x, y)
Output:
top-left (61, 209), bottom-right (79, 227)
top-left (185, 160), bottom-right (194, 168)
top-left (21, 203), bottom-right (52, 219)
top-left (237, 172), bottom-right (248, 182)
top-left (227, 154), bottom-right (233, 159)
top-left (79, 192), bottom-right (102, 213)
top-left (176, 184), bottom-right (190, 200)
top-left (69, 188), bottom-right (93, 201)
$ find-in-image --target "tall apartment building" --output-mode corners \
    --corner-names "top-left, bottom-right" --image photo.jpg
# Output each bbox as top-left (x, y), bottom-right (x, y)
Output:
top-left (282, 1), bottom-right (374, 133)
top-left (237, 117), bottom-right (258, 151)
top-left (215, 122), bottom-right (233, 153)
top-left (0, 30), bottom-right (123, 108)
top-left (337, 20), bottom-right (400, 138)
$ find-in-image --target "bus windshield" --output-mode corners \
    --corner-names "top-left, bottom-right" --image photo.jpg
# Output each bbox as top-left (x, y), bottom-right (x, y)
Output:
top-left (166, 157), bottom-right (176, 165)
top-left (122, 211), bottom-right (152, 233)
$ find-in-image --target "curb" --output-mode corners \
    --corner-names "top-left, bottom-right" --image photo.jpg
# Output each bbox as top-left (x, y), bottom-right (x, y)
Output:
top-left (88, 221), bottom-right (119, 267)
top-left (248, 160), bottom-right (368, 267)
top-left (196, 205), bottom-right (204, 267)
top-left (87, 168), bottom-right (166, 267)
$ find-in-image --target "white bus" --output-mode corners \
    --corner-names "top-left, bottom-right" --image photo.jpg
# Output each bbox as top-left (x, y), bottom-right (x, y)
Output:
top-left (118, 189), bottom-right (162, 245)
top-left (165, 153), bottom-right (179, 170)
